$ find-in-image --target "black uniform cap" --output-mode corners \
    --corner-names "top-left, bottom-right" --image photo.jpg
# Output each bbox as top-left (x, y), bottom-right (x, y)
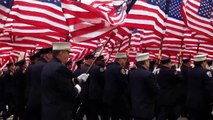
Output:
top-left (14, 59), bottom-right (26, 67)
top-left (161, 57), bottom-right (171, 64)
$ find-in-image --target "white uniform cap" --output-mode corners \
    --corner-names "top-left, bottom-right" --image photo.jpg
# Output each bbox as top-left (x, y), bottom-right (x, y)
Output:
top-left (115, 53), bottom-right (127, 59)
top-left (136, 53), bottom-right (149, 62)
top-left (194, 54), bottom-right (207, 62)
top-left (52, 42), bottom-right (71, 52)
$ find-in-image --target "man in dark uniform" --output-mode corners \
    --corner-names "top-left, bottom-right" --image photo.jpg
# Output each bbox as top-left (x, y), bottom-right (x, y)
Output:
top-left (178, 58), bottom-right (191, 118)
top-left (156, 56), bottom-right (182, 120)
top-left (73, 59), bottom-right (83, 78)
top-left (41, 42), bottom-right (89, 120)
top-left (88, 54), bottom-right (108, 120)
top-left (13, 59), bottom-right (27, 120)
top-left (186, 54), bottom-right (213, 120)
top-left (72, 59), bottom-right (83, 119)
top-left (1, 63), bottom-right (16, 120)
top-left (24, 47), bottom-right (52, 120)
top-left (25, 51), bottom-right (41, 101)
top-left (130, 53), bottom-right (159, 120)
top-left (103, 52), bottom-right (131, 120)
top-left (75, 54), bottom-right (94, 120)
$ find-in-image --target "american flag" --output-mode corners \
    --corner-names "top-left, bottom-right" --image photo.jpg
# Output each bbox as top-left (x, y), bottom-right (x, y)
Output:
top-left (62, 0), bottom-right (114, 42)
top-left (184, 0), bottom-right (213, 39)
top-left (10, 0), bottom-right (69, 36)
top-left (140, 29), bottom-right (161, 47)
top-left (90, 0), bottom-right (127, 26)
top-left (4, 18), bottom-right (67, 38)
top-left (125, 0), bottom-right (167, 37)
top-left (0, 0), bottom-right (13, 32)
top-left (165, 0), bottom-right (185, 38)
top-left (14, 35), bottom-right (61, 48)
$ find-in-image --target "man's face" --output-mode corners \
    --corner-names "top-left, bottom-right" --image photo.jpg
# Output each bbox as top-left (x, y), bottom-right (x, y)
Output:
top-left (119, 58), bottom-right (127, 67)
top-left (202, 61), bottom-right (207, 69)
top-left (47, 53), bottom-right (53, 62)
top-left (146, 60), bottom-right (150, 69)
top-left (59, 50), bottom-right (70, 64)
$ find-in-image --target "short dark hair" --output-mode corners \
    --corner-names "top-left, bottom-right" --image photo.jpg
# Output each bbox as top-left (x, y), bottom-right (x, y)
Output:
top-left (194, 61), bottom-right (205, 67)
top-left (136, 61), bottom-right (146, 67)
top-left (52, 50), bottom-right (61, 58)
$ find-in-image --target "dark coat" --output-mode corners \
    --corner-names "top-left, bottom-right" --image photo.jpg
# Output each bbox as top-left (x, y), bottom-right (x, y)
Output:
top-left (14, 68), bottom-right (27, 101)
top-left (25, 63), bottom-right (35, 100)
top-left (88, 65), bottom-right (105, 100)
top-left (27, 59), bottom-right (47, 108)
top-left (41, 58), bottom-right (78, 120)
top-left (24, 58), bottom-right (48, 120)
top-left (130, 66), bottom-right (159, 119)
top-left (73, 68), bottom-right (81, 78)
top-left (186, 66), bottom-right (213, 111)
top-left (157, 66), bottom-right (182, 106)
top-left (103, 62), bottom-right (129, 105)
top-left (1, 71), bottom-right (15, 101)
top-left (13, 68), bottom-right (27, 117)
top-left (176, 65), bottom-right (191, 103)
top-left (78, 64), bottom-right (90, 99)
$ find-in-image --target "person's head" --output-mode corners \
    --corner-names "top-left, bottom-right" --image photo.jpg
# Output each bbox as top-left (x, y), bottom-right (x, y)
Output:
top-left (84, 54), bottom-right (94, 65)
top-left (76, 59), bottom-right (83, 69)
top-left (115, 53), bottom-right (128, 67)
top-left (66, 60), bottom-right (72, 70)
top-left (135, 53), bottom-right (150, 70)
top-left (207, 59), bottom-right (213, 67)
top-left (14, 59), bottom-right (26, 70)
top-left (194, 54), bottom-right (207, 68)
top-left (52, 42), bottom-right (71, 64)
top-left (39, 47), bottom-right (53, 62)
top-left (95, 55), bottom-right (105, 67)
top-left (182, 58), bottom-right (191, 67)
top-left (29, 52), bottom-right (40, 64)
top-left (6, 62), bottom-right (15, 72)
top-left (150, 60), bottom-right (157, 70)
top-left (161, 57), bottom-right (172, 68)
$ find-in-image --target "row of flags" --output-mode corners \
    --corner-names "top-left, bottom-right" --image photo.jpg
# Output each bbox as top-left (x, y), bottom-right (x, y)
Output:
top-left (0, 0), bottom-right (213, 70)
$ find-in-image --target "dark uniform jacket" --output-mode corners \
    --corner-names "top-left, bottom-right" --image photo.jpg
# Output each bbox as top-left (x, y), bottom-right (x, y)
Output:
top-left (25, 58), bottom-right (47, 120)
top-left (103, 62), bottom-right (129, 106)
top-left (88, 65), bottom-right (105, 100)
top-left (177, 65), bottom-right (190, 103)
top-left (27, 58), bottom-right (47, 108)
top-left (130, 66), bottom-right (159, 119)
top-left (41, 58), bottom-right (79, 120)
top-left (1, 71), bottom-right (15, 101)
top-left (73, 68), bottom-right (81, 78)
top-left (157, 66), bottom-right (182, 106)
top-left (78, 64), bottom-right (90, 99)
top-left (25, 63), bottom-right (35, 101)
top-left (186, 66), bottom-right (213, 111)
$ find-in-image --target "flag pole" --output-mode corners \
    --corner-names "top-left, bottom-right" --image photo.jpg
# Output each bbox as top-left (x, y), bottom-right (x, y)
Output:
top-left (177, 38), bottom-right (184, 68)
top-left (196, 39), bottom-right (200, 54)
top-left (86, 32), bottom-right (115, 73)
top-left (158, 37), bottom-right (164, 66)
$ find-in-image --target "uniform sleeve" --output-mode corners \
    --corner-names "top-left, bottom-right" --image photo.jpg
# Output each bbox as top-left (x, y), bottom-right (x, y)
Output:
top-left (55, 66), bottom-right (79, 100)
top-left (203, 70), bottom-right (213, 102)
top-left (147, 73), bottom-right (159, 96)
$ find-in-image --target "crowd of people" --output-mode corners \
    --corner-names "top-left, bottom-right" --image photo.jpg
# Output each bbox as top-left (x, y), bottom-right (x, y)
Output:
top-left (0, 42), bottom-right (213, 120)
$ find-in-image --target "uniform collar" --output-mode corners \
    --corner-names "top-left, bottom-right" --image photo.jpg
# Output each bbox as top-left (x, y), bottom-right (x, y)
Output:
top-left (39, 58), bottom-right (48, 63)
top-left (114, 61), bottom-right (121, 66)
top-left (53, 57), bottom-right (61, 63)
top-left (137, 65), bottom-right (146, 70)
top-left (161, 66), bottom-right (170, 69)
